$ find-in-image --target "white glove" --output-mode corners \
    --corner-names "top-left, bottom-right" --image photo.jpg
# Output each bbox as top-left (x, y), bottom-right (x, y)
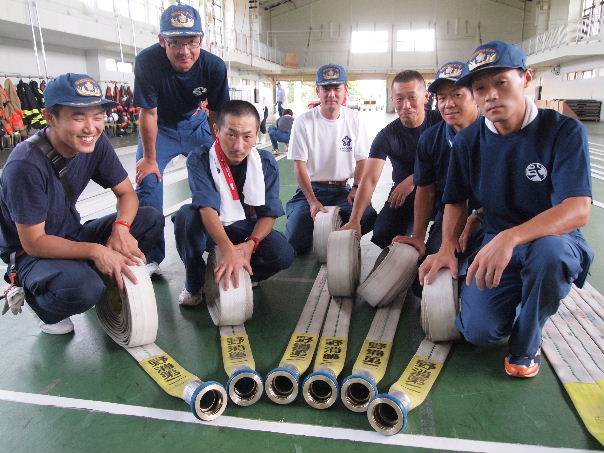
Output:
top-left (5, 286), bottom-right (25, 315)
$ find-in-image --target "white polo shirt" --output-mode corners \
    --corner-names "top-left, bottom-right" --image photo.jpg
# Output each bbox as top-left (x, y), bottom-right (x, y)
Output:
top-left (287, 106), bottom-right (369, 181)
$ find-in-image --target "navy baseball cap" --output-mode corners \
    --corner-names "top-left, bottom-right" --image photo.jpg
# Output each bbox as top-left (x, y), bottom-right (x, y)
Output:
top-left (44, 73), bottom-right (116, 109)
top-left (160, 4), bottom-right (203, 36)
top-left (316, 64), bottom-right (348, 86)
top-left (428, 61), bottom-right (470, 94)
top-left (457, 40), bottom-right (527, 86)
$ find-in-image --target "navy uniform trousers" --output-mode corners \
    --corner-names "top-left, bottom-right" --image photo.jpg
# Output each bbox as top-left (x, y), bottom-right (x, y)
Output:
top-left (136, 112), bottom-right (213, 265)
top-left (455, 231), bottom-right (593, 357)
top-left (285, 183), bottom-right (377, 255)
top-left (173, 204), bottom-right (294, 294)
top-left (13, 206), bottom-right (164, 324)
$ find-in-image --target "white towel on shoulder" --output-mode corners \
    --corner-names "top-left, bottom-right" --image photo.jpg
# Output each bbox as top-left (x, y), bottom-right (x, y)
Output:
top-left (209, 141), bottom-right (266, 226)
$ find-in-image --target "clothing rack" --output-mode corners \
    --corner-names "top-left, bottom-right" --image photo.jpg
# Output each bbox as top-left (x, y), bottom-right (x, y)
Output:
top-left (0, 73), bottom-right (53, 80)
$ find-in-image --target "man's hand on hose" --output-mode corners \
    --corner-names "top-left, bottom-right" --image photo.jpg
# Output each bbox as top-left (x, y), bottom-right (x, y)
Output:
top-left (215, 246), bottom-right (253, 290)
top-left (309, 200), bottom-right (328, 220)
top-left (91, 245), bottom-right (138, 290)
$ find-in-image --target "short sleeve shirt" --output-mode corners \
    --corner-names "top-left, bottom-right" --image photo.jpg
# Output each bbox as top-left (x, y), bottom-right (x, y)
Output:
top-left (414, 121), bottom-right (459, 216)
top-left (0, 132), bottom-right (128, 258)
top-left (187, 147), bottom-right (285, 219)
top-left (369, 110), bottom-right (441, 184)
top-left (287, 106), bottom-right (369, 181)
top-left (134, 44), bottom-right (230, 125)
top-left (443, 109), bottom-right (592, 234)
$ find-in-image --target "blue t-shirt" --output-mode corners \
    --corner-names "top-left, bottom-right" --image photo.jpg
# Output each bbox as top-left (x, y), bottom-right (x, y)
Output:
top-left (134, 44), bottom-right (230, 125)
top-left (443, 109), bottom-right (592, 234)
top-left (414, 121), bottom-right (458, 218)
top-left (186, 147), bottom-right (285, 220)
top-left (0, 132), bottom-right (128, 258)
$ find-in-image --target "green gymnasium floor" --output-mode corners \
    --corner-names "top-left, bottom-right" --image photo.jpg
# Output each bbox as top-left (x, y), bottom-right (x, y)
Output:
top-left (0, 120), bottom-right (603, 453)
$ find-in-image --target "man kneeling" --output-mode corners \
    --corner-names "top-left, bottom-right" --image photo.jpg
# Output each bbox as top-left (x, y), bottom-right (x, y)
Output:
top-left (0, 73), bottom-right (165, 334)
top-left (174, 100), bottom-right (294, 305)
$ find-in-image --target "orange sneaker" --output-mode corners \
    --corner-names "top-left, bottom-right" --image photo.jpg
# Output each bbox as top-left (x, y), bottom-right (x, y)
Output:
top-left (504, 350), bottom-right (541, 378)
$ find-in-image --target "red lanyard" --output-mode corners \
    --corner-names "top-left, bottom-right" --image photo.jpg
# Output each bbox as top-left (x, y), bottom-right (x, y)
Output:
top-left (214, 139), bottom-right (240, 201)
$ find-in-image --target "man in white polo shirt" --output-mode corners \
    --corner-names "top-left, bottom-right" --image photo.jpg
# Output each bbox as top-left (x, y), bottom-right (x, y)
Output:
top-left (285, 64), bottom-right (377, 255)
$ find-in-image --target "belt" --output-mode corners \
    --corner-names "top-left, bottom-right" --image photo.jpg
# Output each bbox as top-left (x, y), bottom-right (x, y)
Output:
top-left (313, 180), bottom-right (347, 186)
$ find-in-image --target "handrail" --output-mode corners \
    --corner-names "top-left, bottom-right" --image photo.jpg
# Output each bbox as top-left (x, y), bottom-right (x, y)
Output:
top-left (522, 17), bottom-right (603, 56)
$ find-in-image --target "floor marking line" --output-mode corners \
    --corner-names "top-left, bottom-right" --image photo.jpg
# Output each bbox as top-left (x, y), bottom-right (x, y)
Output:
top-left (589, 142), bottom-right (604, 148)
top-left (0, 389), bottom-right (596, 453)
top-left (591, 173), bottom-right (604, 181)
top-left (593, 199), bottom-right (604, 209)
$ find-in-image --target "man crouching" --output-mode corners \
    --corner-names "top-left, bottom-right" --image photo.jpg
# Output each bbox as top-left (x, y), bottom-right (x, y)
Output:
top-left (0, 73), bottom-right (164, 334)
top-left (174, 100), bottom-right (294, 305)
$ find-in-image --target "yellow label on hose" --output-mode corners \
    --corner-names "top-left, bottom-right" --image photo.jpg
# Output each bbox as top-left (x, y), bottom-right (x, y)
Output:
top-left (565, 381), bottom-right (604, 445)
top-left (139, 353), bottom-right (199, 399)
top-left (281, 332), bottom-right (319, 372)
top-left (314, 336), bottom-right (348, 376)
top-left (352, 339), bottom-right (393, 383)
top-left (391, 354), bottom-right (444, 410)
top-left (221, 334), bottom-right (255, 376)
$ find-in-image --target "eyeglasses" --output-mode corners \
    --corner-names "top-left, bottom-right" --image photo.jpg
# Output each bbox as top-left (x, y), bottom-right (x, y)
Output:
top-left (164, 39), bottom-right (202, 51)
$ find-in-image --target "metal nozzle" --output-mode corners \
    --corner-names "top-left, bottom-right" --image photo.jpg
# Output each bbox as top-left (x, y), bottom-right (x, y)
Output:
top-left (264, 367), bottom-right (300, 404)
top-left (366, 392), bottom-right (409, 435)
top-left (228, 369), bottom-right (264, 406)
top-left (340, 374), bottom-right (378, 412)
top-left (302, 370), bottom-right (339, 409)
top-left (184, 380), bottom-right (228, 421)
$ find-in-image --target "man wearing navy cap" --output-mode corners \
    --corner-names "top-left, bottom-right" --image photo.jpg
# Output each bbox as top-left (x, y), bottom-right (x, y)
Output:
top-left (0, 73), bottom-right (164, 335)
top-left (134, 4), bottom-right (230, 274)
top-left (394, 61), bottom-right (480, 257)
top-left (285, 63), bottom-right (377, 255)
top-left (341, 70), bottom-right (441, 248)
top-left (420, 41), bottom-right (594, 378)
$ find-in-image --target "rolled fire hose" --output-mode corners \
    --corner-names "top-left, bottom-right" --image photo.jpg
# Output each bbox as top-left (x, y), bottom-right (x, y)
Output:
top-left (542, 284), bottom-right (604, 446)
top-left (313, 206), bottom-right (342, 263)
top-left (204, 248), bottom-right (254, 326)
top-left (265, 266), bottom-right (331, 404)
top-left (357, 243), bottom-right (419, 307)
top-left (326, 230), bottom-right (361, 297)
top-left (302, 296), bottom-right (353, 409)
top-left (340, 293), bottom-right (406, 412)
top-left (204, 248), bottom-right (262, 406)
top-left (367, 269), bottom-right (458, 435)
top-left (96, 265), bottom-right (227, 421)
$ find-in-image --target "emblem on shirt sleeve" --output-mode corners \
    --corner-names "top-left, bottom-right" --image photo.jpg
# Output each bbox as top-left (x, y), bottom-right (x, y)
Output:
top-left (171, 9), bottom-right (195, 28)
top-left (341, 135), bottom-right (352, 152)
top-left (525, 162), bottom-right (548, 182)
top-left (74, 78), bottom-right (101, 97)
top-left (468, 48), bottom-right (498, 71)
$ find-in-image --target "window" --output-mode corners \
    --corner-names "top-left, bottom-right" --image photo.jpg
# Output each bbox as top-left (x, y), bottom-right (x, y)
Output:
top-left (599, 67), bottom-right (604, 77)
top-left (117, 61), bottom-right (133, 73)
top-left (351, 30), bottom-right (388, 53)
top-left (396, 29), bottom-right (435, 52)
top-left (581, 0), bottom-right (603, 36)
top-left (582, 69), bottom-right (594, 79)
top-left (105, 58), bottom-right (117, 72)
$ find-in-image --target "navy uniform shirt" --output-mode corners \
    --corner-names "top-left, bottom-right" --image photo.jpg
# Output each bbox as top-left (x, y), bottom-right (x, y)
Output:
top-left (134, 44), bottom-right (230, 126)
top-left (443, 109), bottom-right (592, 235)
top-left (414, 121), bottom-right (458, 218)
top-left (0, 133), bottom-right (128, 260)
top-left (186, 147), bottom-right (285, 220)
top-left (369, 109), bottom-right (441, 184)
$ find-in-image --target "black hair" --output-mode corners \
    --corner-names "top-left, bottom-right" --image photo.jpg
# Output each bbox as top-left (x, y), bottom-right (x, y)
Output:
top-left (45, 105), bottom-right (63, 117)
top-left (216, 100), bottom-right (260, 129)
top-left (282, 108), bottom-right (293, 116)
top-left (392, 70), bottom-right (426, 88)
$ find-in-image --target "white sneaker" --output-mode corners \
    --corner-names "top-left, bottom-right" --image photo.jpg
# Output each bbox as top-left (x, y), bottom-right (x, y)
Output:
top-left (251, 281), bottom-right (259, 288)
top-left (39, 317), bottom-right (74, 335)
top-left (178, 288), bottom-right (203, 306)
top-left (146, 262), bottom-right (160, 276)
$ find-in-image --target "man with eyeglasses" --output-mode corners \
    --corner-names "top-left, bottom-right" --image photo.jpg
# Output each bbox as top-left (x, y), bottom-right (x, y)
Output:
top-left (133, 4), bottom-right (230, 275)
